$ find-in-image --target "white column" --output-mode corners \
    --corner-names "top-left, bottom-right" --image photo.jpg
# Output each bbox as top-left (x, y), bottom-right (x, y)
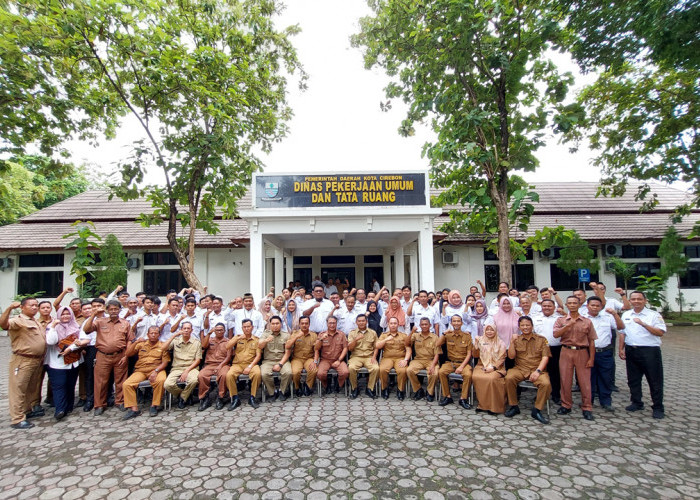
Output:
top-left (409, 245), bottom-right (418, 291)
top-left (382, 251), bottom-right (392, 289)
top-left (285, 255), bottom-right (294, 287)
top-left (394, 245), bottom-right (405, 289)
top-left (249, 221), bottom-right (264, 300)
top-left (274, 247), bottom-right (284, 296)
top-left (418, 223), bottom-right (435, 292)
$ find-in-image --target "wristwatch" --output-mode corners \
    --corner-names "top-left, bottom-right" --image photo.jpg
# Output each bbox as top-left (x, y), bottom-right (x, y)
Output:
top-left (536, 369), bottom-right (542, 373)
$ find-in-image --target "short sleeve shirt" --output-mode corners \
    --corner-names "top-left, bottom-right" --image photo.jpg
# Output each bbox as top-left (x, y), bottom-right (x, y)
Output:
top-left (134, 341), bottom-right (171, 372)
top-left (553, 315), bottom-right (597, 347)
top-left (318, 331), bottom-right (348, 362)
top-left (348, 328), bottom-right (378, 358)
top-left (7, 313), bottom-right (46, 357)
top-left (584, 312), bottom-right (617, 348)
top-left (443, 330), bottom-right (473, 362)
top-left (169, 337), bottom-right (202, 370)
top-left (621, 307), bottom-right (666, 347)
top-left (512, 333), bottom-right (551, 372)
top-left (260, 331), bottom-right (290, 363)
top-left (378, 332), bottom-right (408, 359)
top-left (291, 331), bottom-right (318, 360)
top-left (204, 336), bottom-right (230, 365)
top-left (232, 336), bottom-right (260, 365)
top-left (92, 317), bottom-right (131, 354)
top-left (410, 332), bottom-right (440, 361)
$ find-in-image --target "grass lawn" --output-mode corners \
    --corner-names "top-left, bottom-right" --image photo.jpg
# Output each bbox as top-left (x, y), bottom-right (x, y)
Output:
top-left (663, 311), bottom-right (700, 323)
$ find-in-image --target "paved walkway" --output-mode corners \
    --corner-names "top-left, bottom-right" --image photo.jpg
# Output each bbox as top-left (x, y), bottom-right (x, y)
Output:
top-left (0, 327), bottom-right (698, 499)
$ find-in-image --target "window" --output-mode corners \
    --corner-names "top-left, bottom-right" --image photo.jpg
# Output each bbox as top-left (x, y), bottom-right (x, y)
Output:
top-left (615, 262), bottom-right (662, 289)
top-left (17, 271), bottom-right (63, 297)
top-left (293, 256), bottom-right (312, 265)
top-left (484, 248), bottom-right (533, 261)
top-left (143, 252), bottom-right (179, 266)
top-left (621, 245), bottom-right (659, 259)
top-left (363, 267), bottom-right (383, 289)
top-left (143, 270), bottom-right (188, 296)
top-left (321, 255), bottom-right (355, 265)
top-left (18, 254), bottom-right (64, 268)
top-left (363, 255), bottom-right (383, 264)
top-left (550, 265), bottom-right (600, 291)
top-left (483, 264), bottom-right (535, 292)
top-left (684, 246), bottom-right (700, 259)
top-left (680, 262), bottom-right (700, 288)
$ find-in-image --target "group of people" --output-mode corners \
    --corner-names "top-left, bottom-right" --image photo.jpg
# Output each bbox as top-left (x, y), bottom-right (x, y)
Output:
top-left (1, 278), bottom-right (666, 429)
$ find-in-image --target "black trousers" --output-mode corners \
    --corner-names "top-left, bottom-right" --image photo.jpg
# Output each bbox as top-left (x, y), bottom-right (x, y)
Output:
top-left (625, 345), bottom-right (664, 411)
top-left (83, 346), bottom-right (97, 402)
top-left (548, 345), bottom-right (562, 401)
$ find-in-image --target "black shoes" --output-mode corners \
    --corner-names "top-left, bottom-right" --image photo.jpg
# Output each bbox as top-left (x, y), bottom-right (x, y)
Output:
top-left (582, 410), bottom-right (595, 421)
top-left (122, 409), bottom-right (141, 420)
top-left (54, 411), bottom-right (66, 422)
top-left (117, 404), bottom-right (125, 412)
top-left (10, 420), bottom-right (34, 429)
top-left (505, 405), bottom-right (521, 418)
top-left (365, 388), bottom-right (376, 399)
top-left (177, 398), bottom-right (187, 410)
top-left (459, 399), bottom-right (472, 410)
top-left (350, 388), bottom-right (359, 399)
top-left (531, 409), bottom-right (550, 425)
top-left (149, 406), bottom-right (158, 417)
top-left (397, 390), bottom-right (405, 401)
top-left (75, 399), bottom-right (86, 408)
top-left (626, 403), bottom-right (644, 412)
top-left (652, 409), bottom-right (665, 419)
top-left (228, 396), bottom-right (241, 411)
top-left (248, 396), bottom-right (260, 409)
top-left (556, 406), bottom-right (572, 415)
top-left (198, 398), bottom-right (211, 411)
top-left (425, 393), bottom-right (435, 403)
top-left (439, 397), bottom-right (453, 407)
top-left (601, 404), bottom-right (615, 412)
top-left (94, 407), bottom-right (105, 416)
top-left (552, 397), bottom-right (561, 406)
top-left (83, 400), bottom-right (93, 412)
top-left (280, 391), bottom-right (289, 402)
top-left (303, 385), bottom-right (313, 397)
top-left (295, 388), bottom-right (304, 398)
top-left (215, 398), bottom-right (226, 410)
top-left (26, 406), bottom-right (45, 419)
top-left (411, 388), bottom-right (426, 401)
top-left (381, 389), bottom-right (390, 400)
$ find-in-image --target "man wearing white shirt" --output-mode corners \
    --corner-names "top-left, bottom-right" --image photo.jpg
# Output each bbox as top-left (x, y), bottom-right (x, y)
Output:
top-left (301, 285), bottom-right (336, 333)
top-left (354, 289), bottom-right (369, 314)
top-left (375, 288), bottom-right (391, 315)
top-left (400, 286), bottom-right (412, 312)
top-left (584, 296), bottom-right (623, 412)
top-left (131, 296), bottom-right (159, 341)
top-left (489, 282), bottom-right (519, 311)
top-left (407, 290), bottom-right (439, 334)
top-left (232, 294), bottom-right (265, 338)
top-left (324, 279), bottom-right (338, 298)
top-left (204, 297), bottom-right (233, 337)
top-left (331, 295), bottom-right (360, 336)
top-left (619, 291), bottom-right (667, 419)
top-left (533, 299), bottom-right (562, 405)
top-left (175, 299), bottom-right (203, 338)
top-left (158, 297), bottom-right (185, 342)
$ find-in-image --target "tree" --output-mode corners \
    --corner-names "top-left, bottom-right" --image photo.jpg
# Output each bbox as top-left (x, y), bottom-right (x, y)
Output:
top-left (0, 0), bottom-right (306, 290)
top-left (90, 234), bottom-right (127, 296)
top-left (352, 0), bottom-right (582, 284)
top-left (658, 225), bottom-right (689, 315)
top-left (555, 233), bottom-right (598, 287)
top-left (605, 257), bottom-right (637, 292)
top-left (0, 160), bottom-right (45, 225)
top-left (63, 221), bottom-right (102, 297)
top-left (561, 0), bottom-right (700, 234)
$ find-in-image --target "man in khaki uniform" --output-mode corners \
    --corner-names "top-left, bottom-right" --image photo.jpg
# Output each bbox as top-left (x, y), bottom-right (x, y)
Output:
top-left (437, 315), bottom-right (474, 409)
top-left (225, 319), bottom-right (261, 410)
top-left (285, 316), bottom-right (318, 397)
top-left (406, 317), bottom-right (441, 401)
top-left (197, 322), bottom-right (231, 411)
top-left (259, 316), bottom-right (292, 401)
top-left (348, 315), bottom-right (379, 399)
top-left (163, 321), bottom-right (202, 409)
top-left (375, 317), bottom-right (410, 400)
top-left (122, 326), bottom-right (170, 419)
top-left (0, 299), bottom-right (46, 429)
top-left (505, 316), bottom-right (552, 424)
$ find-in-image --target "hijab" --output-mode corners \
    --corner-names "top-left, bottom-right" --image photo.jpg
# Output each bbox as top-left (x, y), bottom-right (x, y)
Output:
top-left (476, 320), bottom-right (506, 368)
top-left (469, 299), bottom-right (489, 336)
top-left (366, 300), bottom-right (382, 333)
top-left (284, 300), bottom-right (300, 332)
top-left (384, 296), bottom-right (406, 326)
top-left (55, 306), bottom-right (81, 341)
top-left (493, 296), bottom-right (519, 347)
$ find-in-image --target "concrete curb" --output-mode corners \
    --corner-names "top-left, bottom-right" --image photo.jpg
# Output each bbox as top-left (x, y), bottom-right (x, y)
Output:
top-left (665, 321), bottom-right (700, 327)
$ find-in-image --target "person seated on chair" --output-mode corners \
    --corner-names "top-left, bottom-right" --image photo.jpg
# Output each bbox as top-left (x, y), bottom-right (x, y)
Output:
top-left (259, 316), bottom-right (292, 402)
top-left (347, 315), bottom-right (379, 399)
top-left (224, 319), bottom-right (261, 410)
top-left (436, 315), bottom-right (473, 410)
top-left (197, 322), bottom-right (231, 411)
top-left (285, 316), bottom-right (318, 397)
top-left (122, 326), bottom-right (170, 419)
top-left (405, 317), bottom-right (440, 401)
top-left (315, 317), bottom-right (348, 393)
top-left (504, 316), bottom-right (552, 424)
top-left (375, 317), bottom-right (410, 400)
top-left (162, 322), bottom-right (202, 410)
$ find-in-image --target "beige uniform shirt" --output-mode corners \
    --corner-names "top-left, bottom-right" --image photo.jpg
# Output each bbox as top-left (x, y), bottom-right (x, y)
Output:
top-left (169, 337), bottom-right (202, 370)
top-left (378, 332), bottom-right (408, 359)
top-left (260, 331), bottom-right (290, 363)
top-left (8, 313), bottom-right (46, 357)
top-left (291, 331), bottom-right (318, 360)
top-left (348, 328), bottom-right (378, 358)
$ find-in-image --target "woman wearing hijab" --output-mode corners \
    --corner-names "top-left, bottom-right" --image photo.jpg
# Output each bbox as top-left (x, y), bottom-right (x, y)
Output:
top-left (471, 321), bottom-right (507, 414)
top-left (469, 299), bottom-right (490, 340)
top-left (440, 290), bottom-right (472, 333)
top-left (45, 306), bottom-right (83, 421)
top-left (493, 296), bottom-right (520, 348)
top-left (258, 297), bottom-right (273, 328)
top-left (365, 300), bottom-right (383, 334)
top-left (281, 298), bottom-right (301, 333)
top-left (380, 296), bottom-right (408, 333)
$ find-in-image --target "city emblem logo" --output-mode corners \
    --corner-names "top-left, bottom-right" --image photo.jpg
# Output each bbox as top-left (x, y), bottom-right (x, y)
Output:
top-left (264, 182), bottom-right (279, 198)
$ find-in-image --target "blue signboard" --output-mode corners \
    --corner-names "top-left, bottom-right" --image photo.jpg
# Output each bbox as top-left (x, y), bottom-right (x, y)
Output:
top-left (578, 268), bottom-right (591, 283)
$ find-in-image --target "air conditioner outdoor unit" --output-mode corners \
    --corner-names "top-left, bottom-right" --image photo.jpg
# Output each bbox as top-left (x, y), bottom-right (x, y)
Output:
top-left (0, 257), bottom-right (13, 271)
top-left (442, 251), bottom-right (458, 265)
top-left (539, 248), bottom-right (555, 259)
top-left (605, 244), bottom-right (623, 257)
top-left (605, 261), bottom-right (616, 273)
top-left (126, 258), bottom-right (140, 270)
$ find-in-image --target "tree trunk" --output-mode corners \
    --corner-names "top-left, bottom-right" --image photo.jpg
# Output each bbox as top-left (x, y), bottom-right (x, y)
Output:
top-left (166, 199), bottom-right (204, 293)
top-left (491, 182), bottom-right (513, 287)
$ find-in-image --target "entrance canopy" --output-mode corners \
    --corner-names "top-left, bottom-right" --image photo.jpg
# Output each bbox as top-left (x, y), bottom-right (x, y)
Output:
top-left (239, 171), bottom-right (441, 298)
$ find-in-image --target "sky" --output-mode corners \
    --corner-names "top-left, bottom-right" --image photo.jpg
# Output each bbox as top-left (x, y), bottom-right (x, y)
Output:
top-left (65, 0), bottom-right (603, 185)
